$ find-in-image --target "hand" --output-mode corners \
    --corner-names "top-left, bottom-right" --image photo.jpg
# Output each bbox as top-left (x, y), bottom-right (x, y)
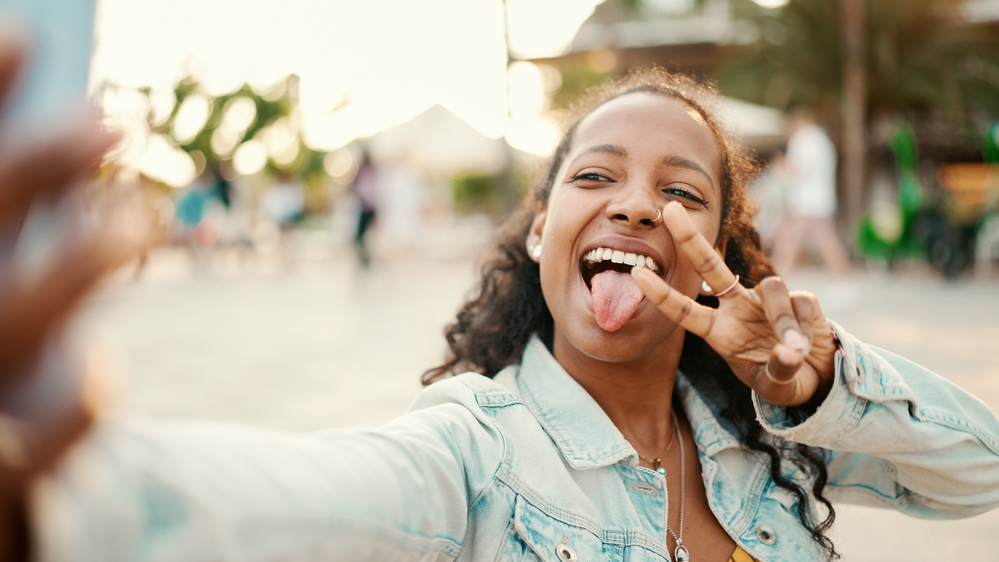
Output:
top-left (0, 33), bottom-right (143, 560)
top-left (633, 202), bottom-right (837, 408)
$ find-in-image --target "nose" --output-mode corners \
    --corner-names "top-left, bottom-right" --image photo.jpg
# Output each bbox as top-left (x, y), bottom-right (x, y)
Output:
top-left (605, 186), bottom-right (661, 228)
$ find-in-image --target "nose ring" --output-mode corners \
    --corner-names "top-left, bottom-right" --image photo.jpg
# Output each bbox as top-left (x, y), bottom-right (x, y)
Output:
top-left (652, 208), bottom-right (662, 223)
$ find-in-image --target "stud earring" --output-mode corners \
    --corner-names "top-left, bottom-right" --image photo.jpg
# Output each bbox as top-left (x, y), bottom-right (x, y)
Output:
top-left (530, 245), bottom-right (542, 259)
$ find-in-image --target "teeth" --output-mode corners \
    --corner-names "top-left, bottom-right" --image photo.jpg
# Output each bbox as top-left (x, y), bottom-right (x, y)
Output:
top-left (583, 247), bottom-right (660, 273)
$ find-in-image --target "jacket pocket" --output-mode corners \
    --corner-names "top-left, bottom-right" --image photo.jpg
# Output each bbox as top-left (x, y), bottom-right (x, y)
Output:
top-left (496, 494), bottom-right (607, 562)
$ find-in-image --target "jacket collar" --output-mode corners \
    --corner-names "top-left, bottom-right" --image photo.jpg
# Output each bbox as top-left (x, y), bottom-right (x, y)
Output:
top-left (516, 335), bottom-right (742, 470)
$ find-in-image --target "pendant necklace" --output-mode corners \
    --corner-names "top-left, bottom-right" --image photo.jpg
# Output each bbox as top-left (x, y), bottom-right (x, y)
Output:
top-left (637, 418), bottom-right (677, 474)
top-left (665, 410), bottom-right (689, 562)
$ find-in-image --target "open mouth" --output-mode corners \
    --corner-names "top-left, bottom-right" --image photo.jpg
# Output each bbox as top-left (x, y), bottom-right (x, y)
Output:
top-left (580, 246), bottom-right (666, 332)
top-left (581, 247), bottom-right (662, 290)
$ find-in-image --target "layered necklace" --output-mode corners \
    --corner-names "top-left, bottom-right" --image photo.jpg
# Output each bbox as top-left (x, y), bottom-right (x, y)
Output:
top-left (638, 411), bottom-right (689, 562)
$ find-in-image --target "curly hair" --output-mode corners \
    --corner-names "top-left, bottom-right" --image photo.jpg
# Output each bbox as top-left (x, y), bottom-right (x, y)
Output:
top-left (424, 68), bottom-right (838, 559)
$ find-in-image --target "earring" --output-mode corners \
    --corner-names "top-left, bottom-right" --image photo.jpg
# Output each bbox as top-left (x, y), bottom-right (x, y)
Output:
top-left (701, 280), bottom-right (712, 295)
top-left (530, 245), bottom-right (542, 259)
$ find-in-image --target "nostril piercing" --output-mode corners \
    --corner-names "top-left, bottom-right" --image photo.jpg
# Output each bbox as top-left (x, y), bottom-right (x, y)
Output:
top-left (652, 208), bottom-right (661, 223)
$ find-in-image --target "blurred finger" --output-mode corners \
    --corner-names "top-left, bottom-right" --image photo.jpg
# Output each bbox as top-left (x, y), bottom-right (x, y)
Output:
top-left (757, 277), bottom-right (809, 353)
top-left (632, 265), bottom-right (716, 337)
top-left (0, 414), bottom-right (28, 470)
top-left (0, 26), bottom-right (28, 113)
top-left (0, 205), bottom-right (147, 379)
top-left (0, 125), bottom-right (120, 223)
top-left (23, 396), bottom-right (93, 474)
top-left (661, 201), bottom-right (740, 298)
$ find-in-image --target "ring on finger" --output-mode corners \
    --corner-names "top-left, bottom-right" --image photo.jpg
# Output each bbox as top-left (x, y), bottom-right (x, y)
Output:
top-left (764, 362), bottom-right (796, 385)
top-left (711, 275), bottom-right (741, 298)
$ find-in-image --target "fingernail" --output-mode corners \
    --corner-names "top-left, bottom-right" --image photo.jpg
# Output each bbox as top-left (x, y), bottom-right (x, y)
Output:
top-left (783, 328), bottom-right (807, 351)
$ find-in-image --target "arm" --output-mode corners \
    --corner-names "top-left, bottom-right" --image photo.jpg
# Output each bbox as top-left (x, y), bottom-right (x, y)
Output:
top-left (32, 377), bottom-right (503, 561)
top-left (753, 322), bottom-right (999, 517)
top-left (629, 202), bottom-right (999, 518)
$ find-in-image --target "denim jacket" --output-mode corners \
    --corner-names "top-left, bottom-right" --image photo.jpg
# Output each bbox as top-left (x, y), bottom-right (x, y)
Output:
top-left (34, 323), bottom-right (999, 561)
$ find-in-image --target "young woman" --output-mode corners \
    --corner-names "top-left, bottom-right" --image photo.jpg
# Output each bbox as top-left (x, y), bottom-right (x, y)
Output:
top-left (2, 38), bottom-right (998, 561)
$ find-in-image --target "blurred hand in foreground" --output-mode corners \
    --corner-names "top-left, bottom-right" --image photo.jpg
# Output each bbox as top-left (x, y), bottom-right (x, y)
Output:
top-left (0, 33), bottom-right (145, 561)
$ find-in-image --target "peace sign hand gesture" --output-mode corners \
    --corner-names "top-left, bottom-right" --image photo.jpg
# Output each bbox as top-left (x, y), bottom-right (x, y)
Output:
top-left (633, 202), bottom-right (837, 408)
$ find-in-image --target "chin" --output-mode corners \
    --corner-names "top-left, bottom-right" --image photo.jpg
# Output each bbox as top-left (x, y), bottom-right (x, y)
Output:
top-left (555, 312), bottom-right (680, 365)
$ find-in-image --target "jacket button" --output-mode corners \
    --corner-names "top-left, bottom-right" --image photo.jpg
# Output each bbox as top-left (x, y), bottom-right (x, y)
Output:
top-left (756, 524), bottom-right (777, 545)
top-left (556, 543), bottom-right (578, 561)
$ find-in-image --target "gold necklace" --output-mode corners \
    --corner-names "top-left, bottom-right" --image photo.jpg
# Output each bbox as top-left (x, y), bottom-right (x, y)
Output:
top-left (636, 416), bottom-right (677, 473)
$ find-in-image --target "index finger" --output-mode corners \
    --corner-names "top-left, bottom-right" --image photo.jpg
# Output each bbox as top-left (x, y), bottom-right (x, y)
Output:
top-left (661, 201), bottom-right (739, 298)
top-left (632, 265), bottom-right (716, 337)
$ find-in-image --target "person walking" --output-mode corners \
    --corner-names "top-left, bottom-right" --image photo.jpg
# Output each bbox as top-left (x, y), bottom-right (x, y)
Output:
top-left (772, 108), bottom-right (852, 277)
top-left (352, 151), bottom-right (379, 268)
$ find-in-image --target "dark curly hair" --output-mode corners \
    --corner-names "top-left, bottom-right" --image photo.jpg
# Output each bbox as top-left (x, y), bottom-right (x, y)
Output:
top-left (424, 68), bottom-right (838, 559)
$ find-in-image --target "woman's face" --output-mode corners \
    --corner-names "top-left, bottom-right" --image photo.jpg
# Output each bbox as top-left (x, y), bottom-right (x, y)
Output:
top-left (528, 91), bottom-right (725, 364)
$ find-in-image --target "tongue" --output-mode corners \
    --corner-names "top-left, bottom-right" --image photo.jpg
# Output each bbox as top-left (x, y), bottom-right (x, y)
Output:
top-left (591, 270), bottom-right (645, 332)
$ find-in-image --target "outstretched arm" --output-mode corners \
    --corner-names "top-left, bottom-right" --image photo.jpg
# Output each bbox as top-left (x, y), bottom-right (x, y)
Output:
top-left (32, 380), bottom-right (501, 561)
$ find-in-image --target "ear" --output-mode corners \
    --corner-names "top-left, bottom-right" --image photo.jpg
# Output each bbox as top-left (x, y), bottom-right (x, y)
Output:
top-left (526, 206), bottom-right (547, 263)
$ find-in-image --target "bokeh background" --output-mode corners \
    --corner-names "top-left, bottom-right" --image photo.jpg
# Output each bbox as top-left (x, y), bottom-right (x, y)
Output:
top-left (62, 0), bottom-right (999, 560)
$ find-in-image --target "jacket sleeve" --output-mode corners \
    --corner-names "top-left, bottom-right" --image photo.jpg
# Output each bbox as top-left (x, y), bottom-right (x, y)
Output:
top-left (752, 321), bottom-right (999, 519)
top-left (30, 375), bottom-right (503, 562)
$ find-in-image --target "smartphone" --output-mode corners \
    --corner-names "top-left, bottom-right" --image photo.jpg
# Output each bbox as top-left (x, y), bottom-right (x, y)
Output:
top-left (1, 0), bottom-right (97, 132)
top-left (0, 0), bottom-right (99, 420)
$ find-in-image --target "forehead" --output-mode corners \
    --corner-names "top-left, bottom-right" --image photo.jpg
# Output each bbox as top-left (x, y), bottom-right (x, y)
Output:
top-left (569, 92), bottom-right (723, 185)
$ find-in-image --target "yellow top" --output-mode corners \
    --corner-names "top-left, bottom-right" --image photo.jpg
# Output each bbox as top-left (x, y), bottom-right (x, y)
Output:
top-left (729, 545), bottom-right (758, 562)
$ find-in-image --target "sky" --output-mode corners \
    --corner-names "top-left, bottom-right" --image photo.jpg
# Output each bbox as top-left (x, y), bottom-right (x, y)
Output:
top-left (91, 0), bottom-right (604, 184)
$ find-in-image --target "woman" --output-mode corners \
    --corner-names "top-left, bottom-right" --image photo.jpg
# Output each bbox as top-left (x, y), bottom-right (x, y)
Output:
top-left (2, 38), bottom-right (998, 561)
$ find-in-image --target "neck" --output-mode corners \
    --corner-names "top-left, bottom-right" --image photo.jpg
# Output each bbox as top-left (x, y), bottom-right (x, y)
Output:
top-left (551, 327), bottom-right (685, 456)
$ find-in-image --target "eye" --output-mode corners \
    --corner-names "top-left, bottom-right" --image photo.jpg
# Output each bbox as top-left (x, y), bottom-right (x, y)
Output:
top-left (570, 171), bottom-right (611, 183)
top-left (663, 185), bottom-right (708, 206)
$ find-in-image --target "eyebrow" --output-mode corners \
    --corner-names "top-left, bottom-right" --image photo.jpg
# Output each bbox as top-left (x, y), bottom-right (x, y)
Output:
top-left (568, 144), bottom-right (627, 167)
top-left (661, 155), bottom-right (715, 188)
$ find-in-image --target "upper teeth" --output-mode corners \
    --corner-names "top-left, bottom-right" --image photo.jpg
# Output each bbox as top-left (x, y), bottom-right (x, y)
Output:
top-left (583, 247), bottom-right (659, 272)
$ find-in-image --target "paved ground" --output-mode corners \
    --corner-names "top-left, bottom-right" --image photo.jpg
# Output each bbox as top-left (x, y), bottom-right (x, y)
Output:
top-left (74, 243), bottom-right (999, 562)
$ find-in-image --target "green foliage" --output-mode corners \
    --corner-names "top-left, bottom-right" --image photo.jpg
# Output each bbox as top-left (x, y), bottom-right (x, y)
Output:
top-left (717, 0), bottom-right (999, 126)
top-left (142, 76), bottom-right (326, 183)
top-left (551, 63), bottom-right (612, 111)
top-left (452, 174), bottom-right (502, 214)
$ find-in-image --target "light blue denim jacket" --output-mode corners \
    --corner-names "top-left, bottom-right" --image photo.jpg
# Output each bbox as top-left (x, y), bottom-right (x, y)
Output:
top-left (35, 323), bottom-right (999, 561)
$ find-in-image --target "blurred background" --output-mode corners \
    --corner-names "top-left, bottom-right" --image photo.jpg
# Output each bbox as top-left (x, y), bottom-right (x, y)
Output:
top-left (54, 0), bottom-right (999, 559)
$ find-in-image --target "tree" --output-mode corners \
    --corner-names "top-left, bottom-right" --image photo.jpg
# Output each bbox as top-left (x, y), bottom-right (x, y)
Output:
top-left (719, 0), bottom-right (999, 123)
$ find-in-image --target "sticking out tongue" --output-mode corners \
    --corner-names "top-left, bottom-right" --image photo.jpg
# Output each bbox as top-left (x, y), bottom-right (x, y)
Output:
top-left (591, 270), bottom-right (645, 332)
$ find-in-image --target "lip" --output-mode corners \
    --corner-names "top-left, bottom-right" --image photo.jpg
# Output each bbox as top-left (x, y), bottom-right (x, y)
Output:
top-left (580, 236), bottom-right (668, 276)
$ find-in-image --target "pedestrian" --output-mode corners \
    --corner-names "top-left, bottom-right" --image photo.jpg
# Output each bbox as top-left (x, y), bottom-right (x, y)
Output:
top-left (352, 150), bottom-right (378, 267)
top-left (772, 108), bottom-right (852, 277)
top-left (2, 49), bottom-right (997, 562)
top-left (260, 172), bottom-right (305, 267)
